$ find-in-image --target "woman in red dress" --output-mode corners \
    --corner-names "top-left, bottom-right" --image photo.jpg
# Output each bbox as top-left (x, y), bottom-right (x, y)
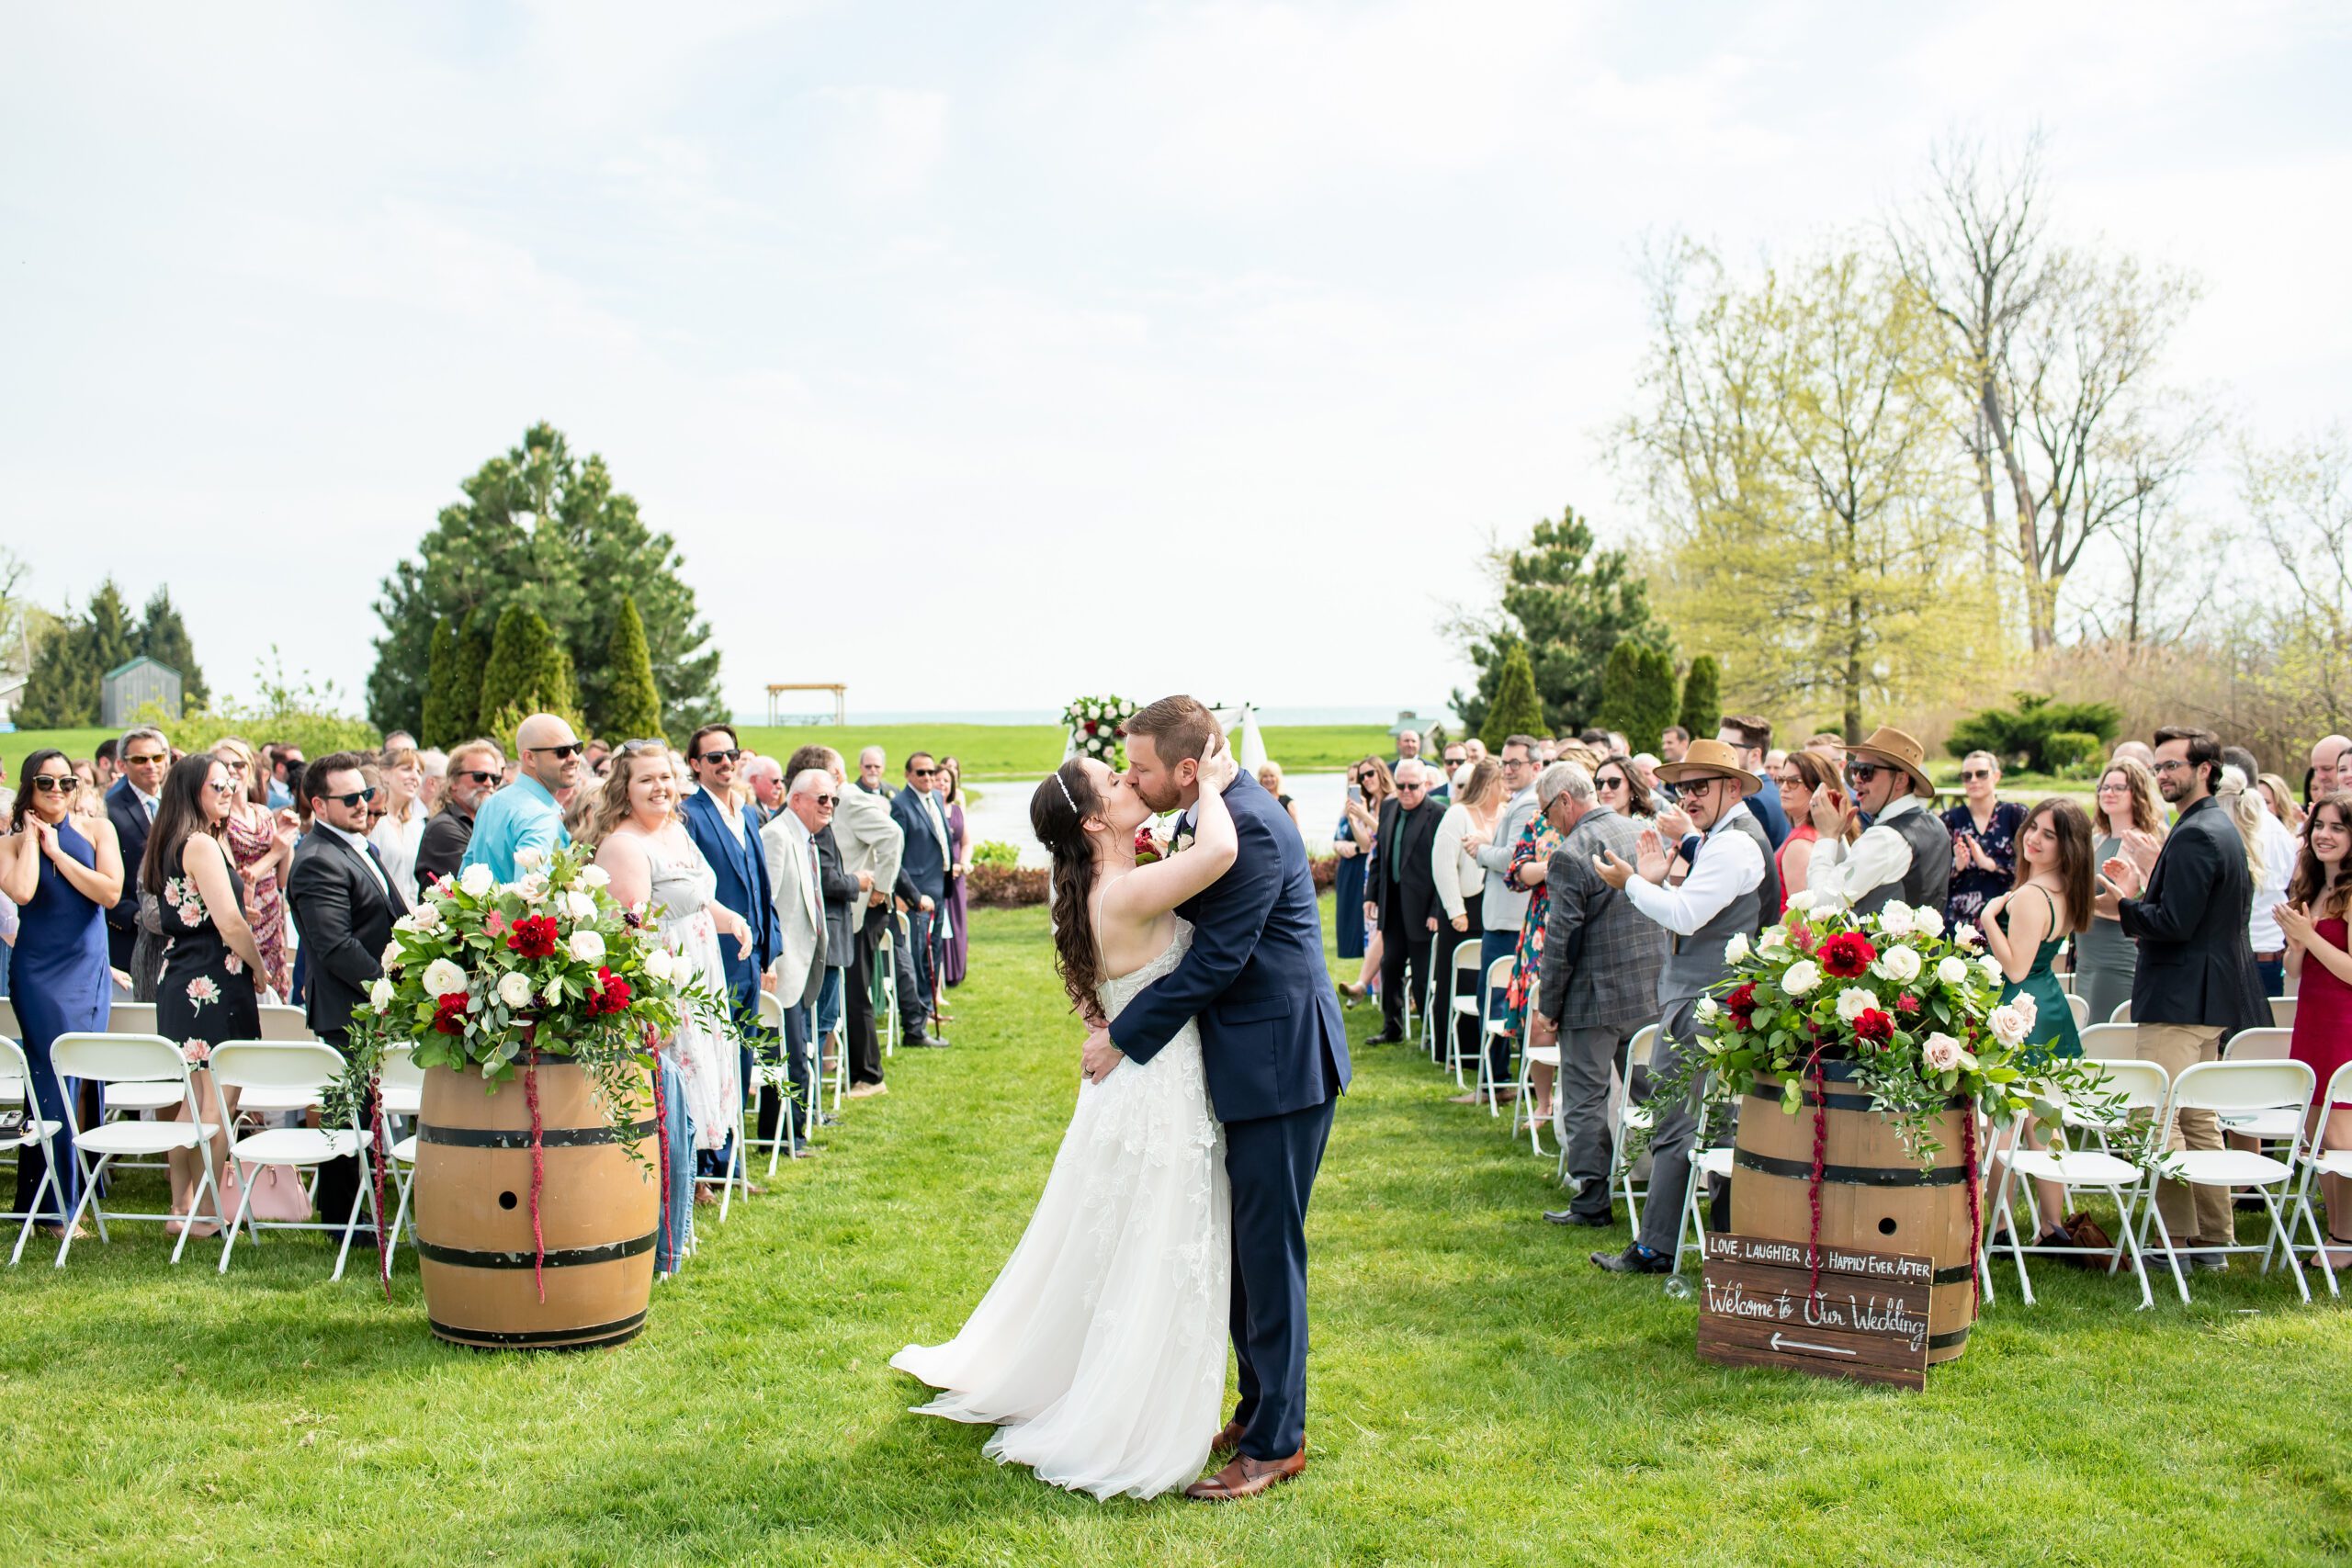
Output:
top-left (2281, 791), bottom-right (2352, 1269)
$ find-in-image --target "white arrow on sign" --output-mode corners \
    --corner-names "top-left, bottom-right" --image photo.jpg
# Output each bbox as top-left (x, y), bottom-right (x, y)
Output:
top-left (1770, 1331), bottom-right (1856, 1358)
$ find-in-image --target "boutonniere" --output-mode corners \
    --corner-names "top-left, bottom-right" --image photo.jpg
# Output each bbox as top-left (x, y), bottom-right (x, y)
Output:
top-left (1168, 819), bottom-right (1195, 858)
top-left (1135, 825), bottom-right (1167, 865)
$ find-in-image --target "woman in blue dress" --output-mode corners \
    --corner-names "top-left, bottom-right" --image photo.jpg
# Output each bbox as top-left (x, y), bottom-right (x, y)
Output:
top-left (1942, 750), bottom-right (2028, 936)
top-left (0, 750), bottom-right (124, 1235)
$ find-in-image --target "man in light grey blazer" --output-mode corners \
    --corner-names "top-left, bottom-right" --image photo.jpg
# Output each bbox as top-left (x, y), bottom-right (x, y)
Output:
top-left (761, 767), bottom-right (834, 1154)
top-left (796, 744), bottom-right (902, 1097)
top-left (1470, 735), bottom-right (1544, 1080)
top-left (1529, 761), bottom-right (1668, 1228)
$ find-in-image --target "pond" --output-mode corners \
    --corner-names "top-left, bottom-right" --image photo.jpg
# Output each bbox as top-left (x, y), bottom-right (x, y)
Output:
top-left (961, 772), bottom-right (1357, 867)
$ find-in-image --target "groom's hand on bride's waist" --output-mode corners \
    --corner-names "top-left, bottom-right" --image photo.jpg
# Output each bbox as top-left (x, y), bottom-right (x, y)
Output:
top-left (1081, 1030), bottom-right (1125, 1085)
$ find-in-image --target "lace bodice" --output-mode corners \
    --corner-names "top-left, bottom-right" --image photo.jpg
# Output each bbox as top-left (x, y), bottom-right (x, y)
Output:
top-left (1096, 919), bottom-right (1192, 1023)
top-left (648, 834), bottom-right (718, 937)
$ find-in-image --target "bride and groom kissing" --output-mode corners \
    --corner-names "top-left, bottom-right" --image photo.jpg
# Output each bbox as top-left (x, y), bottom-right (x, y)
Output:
top-left (891, 695), bottom-right (1352, 1501)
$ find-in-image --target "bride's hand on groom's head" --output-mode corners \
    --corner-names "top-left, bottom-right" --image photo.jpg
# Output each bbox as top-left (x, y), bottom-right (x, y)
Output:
top-left (1197, 736), bottom-right (1238, 795)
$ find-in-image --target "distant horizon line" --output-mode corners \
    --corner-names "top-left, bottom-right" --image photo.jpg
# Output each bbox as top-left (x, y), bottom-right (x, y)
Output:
top-left (725, 704), bottom-right (1464, 729)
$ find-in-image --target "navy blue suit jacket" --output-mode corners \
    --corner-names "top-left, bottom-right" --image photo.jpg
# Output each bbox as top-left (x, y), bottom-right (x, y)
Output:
top-left (1109, 773), bottom-right (1351, 1124)
top-left (103, 777), bottom-right (151, 968)
top-left (681, 789), bottom-right (781, 1017)
top-left (889, 786), bottom-right (950, 904)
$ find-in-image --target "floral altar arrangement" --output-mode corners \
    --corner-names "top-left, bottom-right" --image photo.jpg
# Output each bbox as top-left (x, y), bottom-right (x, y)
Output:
top-left (329, 843), bottom-right (737, 1294)
top-left (1063, 694), bottom-right (1138, 769)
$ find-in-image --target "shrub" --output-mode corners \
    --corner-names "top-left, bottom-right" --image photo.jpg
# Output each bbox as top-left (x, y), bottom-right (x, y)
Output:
top-left (139, 652), bottom-right (378, 762)
top-left (598, 596), bottom-right (662, 744)
top-left (1481, 642), bottom-right (1547, 753)
top-left (971, 840), bottom-right (1020, 869)
top-left (477, 605), bottom-right (577, 737)
top-left (2042, 731), bottom-right (2104, 778)
top-left (1947, 693), bottom-right (2121, 773)
top-left (1598, 641), bottom-right (1678, 750)
top-left (1679, 654), bottom-right (1722, 739)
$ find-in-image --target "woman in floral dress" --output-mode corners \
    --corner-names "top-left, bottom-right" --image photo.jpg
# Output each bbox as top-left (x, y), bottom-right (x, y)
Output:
top-left (213, 736), bottom-right (295, 996)
top-left (1500, 790), bottom-right (1567, 1112)
top-left (149, 751), bottom-right (266, 1232)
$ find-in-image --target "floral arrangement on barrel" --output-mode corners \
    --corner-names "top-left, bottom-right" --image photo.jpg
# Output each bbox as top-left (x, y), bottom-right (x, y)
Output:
top-left (327, 843), bottom-right (737, 1288)
top-left (1063, 694), bottom-right (1138, 770)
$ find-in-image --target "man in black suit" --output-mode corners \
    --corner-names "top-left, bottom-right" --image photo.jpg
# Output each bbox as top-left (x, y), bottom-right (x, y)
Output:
top-left (1363, 758), bottom-right (1445, 1045)
top-left (284, 751), bottom-right (410, 1234)
top-left (2101, 724), bottom-right (2269, 1266)
top-left (102, 725), bottom-right (171, 974)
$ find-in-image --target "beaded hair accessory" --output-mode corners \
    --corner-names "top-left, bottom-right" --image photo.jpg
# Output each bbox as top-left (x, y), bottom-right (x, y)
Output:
top-left (1055, 769), bottom-right (1078, 812)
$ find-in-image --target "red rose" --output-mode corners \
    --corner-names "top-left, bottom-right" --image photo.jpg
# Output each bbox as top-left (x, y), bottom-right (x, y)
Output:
top-left (506, 915), bottom-right (560, 959)
top-left (1896, 993), bottom-right (1920, 1013)
top-left (1819, 931), bottom-right (1877, 978)
top-left (1724, 982), bottom-right (1758, 1026)
top-left (1852, 1008), bottom-right (1894, 1043)
top-left (432, 991), bottom-right (469, 1035)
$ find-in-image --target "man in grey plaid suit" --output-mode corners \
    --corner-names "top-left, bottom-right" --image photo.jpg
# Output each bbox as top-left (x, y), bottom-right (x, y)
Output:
top-left (1527, 761), bottom-right (1668, 1227)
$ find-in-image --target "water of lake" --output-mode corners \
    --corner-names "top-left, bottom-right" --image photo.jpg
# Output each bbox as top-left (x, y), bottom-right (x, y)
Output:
top-left (961, 772), bottom-right (1355, 866)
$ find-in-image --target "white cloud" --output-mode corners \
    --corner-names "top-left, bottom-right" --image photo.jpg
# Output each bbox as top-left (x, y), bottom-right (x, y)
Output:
top-left (815, 86), bottom-right (951, 201)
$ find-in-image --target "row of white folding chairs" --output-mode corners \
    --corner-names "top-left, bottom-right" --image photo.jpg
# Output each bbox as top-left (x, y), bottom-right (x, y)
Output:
top-left (2103, 995), bottom-right (2297, 1030)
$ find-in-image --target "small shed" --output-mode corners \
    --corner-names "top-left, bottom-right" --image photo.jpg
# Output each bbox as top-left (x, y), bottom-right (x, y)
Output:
top-left (103, 657), bottom-right (182, 728)
top-left (1387, 710), bottom-right (1424, 741)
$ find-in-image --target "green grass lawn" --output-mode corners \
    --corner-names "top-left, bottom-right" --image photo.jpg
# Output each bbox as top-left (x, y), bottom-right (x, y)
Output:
top-left (7, 900), bottom-right (2348, 1565)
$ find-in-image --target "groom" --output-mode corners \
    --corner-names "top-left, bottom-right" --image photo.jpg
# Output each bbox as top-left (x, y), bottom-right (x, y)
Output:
top-left (1081, 696), bottom-right (1351, 1501)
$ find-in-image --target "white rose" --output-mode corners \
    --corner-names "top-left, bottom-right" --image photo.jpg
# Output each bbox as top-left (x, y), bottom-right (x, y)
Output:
top-left (497, 971), bottom-right (535, 1009)
top-left (1836, 986), bottom-right (1876, 1022)
top-left (369, 977), bottom-right (395, 1011)
top-left (405, 900), bottom-right (443, 932)
top-left (568, 930), bottom-right (605, 964)
top-left (1989, 1000), bottom-right (2034, 1047)
top-left (1781, 960), bottom-right (1821, 997)
top-left (1954, 922), bottom-right (1982, 950)
top-left (1876, 902), bottom-right (1915, 937)
top-left (641, 948), bottom-right (672, 984)
top-left (1696, 996), bottom-right (1721, 1021)
top-left (1921, 1031), bottom-right (1962, 1072)
top-left (1936, 955), bottom-right (1971, 987)
top-left (422, 958), bottom-right (468, 997)
top-left (1723, 931), bottom-right (1750, 964)
top-left (564, 890), bottom-right (599, 923)
top-left (515, 848), bottom-right (547, 871)
top-left (577, 864), bottom-right (611, 890)
top-left (1979, 953), bottom-right (2006, 984)
top-left (1758, 923), bottom-right (1789, 954)
top-left (1785, 889), bottom-right (1817, 915)
top-left (541, 975), bottom-right (564, 1005)
top-left (459, 863), bottom-right (493, 897)
top-left (1872, 945), bottom-right (1922, 985)
top-left (1912, 907), bottom-right (1944, 939)
top-left (380, 940), bottom-right (404, 973)
top-left (516, 874), bottom-right (548, 904)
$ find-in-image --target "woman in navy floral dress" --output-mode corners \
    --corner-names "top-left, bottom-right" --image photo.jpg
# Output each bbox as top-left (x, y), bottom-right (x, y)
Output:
top-left (1941, 750), bottom-right (2028, 936)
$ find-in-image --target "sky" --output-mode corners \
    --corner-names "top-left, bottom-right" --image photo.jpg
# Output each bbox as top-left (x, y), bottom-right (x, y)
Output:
top-left (3, 1), bottom-right (2347, 724)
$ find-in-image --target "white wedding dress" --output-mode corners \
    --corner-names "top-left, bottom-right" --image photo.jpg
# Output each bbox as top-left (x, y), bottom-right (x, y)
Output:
top-left (890, 920), bottom-right (1232, 1500)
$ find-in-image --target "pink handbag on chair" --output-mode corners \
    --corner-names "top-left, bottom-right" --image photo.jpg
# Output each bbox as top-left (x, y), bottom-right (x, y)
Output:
top-left (219, 1160), bottom-right (313, 1225)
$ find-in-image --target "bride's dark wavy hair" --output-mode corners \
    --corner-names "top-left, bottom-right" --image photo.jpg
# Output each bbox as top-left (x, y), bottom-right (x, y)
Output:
top-left (1032, 760), bottom-right (1106, 1018)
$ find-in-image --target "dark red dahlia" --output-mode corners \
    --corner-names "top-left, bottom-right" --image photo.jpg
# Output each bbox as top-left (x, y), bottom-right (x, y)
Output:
top-left (1819, 931), bottom-right (1877, 978)
top-left (432, 991), bottom-right (470, 1035)
top-left (1852, 1008), bottom-right (1894, 1043)
top-left (506, 915), bottom-right (560, 959)
top-left (586, 965), bottom-right (632, 1017)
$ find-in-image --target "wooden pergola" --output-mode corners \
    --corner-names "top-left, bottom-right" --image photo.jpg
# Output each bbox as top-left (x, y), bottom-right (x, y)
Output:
top-left (765, 682), bottom-right (847, 726)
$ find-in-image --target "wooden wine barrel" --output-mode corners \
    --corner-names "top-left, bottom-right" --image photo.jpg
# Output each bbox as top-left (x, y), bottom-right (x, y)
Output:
top-left (1729, 1062), bottom-right (1981, 1364)
top-left (414, 1059), bottom-right (659, 1350)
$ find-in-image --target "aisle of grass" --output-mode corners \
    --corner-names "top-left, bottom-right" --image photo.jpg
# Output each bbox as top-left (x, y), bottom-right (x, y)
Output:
top-left (6, 898), bottom-right (2348, 1565)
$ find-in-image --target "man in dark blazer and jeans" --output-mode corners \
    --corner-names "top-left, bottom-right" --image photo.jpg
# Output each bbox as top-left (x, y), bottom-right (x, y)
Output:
top-left (1363, 758), bottom-right (1444, 1046)
top-left (284, 752), bottom-right (409, 1235)
top-left (2101, 724), bottom-right (2269, 1265)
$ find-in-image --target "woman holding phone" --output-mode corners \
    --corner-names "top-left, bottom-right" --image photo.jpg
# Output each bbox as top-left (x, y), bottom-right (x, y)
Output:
top-left (1337, 758), bottom-right (1392, 1002)
top-left (1772, 750), bottom-right (1847, 914)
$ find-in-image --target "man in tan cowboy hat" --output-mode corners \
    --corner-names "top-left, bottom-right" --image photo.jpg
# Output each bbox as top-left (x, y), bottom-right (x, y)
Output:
top-left (1584, 738), bottom-right (1779, 1274)
top-left (1804, 726), bottom-right (1952, 917)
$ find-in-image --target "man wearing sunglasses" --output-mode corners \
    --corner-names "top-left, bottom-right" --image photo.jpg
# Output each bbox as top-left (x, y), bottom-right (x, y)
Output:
top-left (758, 768), bottom-right (839, 1156)
top-left (887, 751), bottom-right (951, 1047)
top-left (682, 726), bottom-right (784, 1168)
top-left (415, 738), bottom-right (504, 890)
top-left (460, 713), bottom-right (579, 883)
top-left (790, 743), bottom-right (902, 1097)
top-left (1800, 725), bottom-right (1951, 919)
top-left (102, 725), bottom-right (172, 974)
top-left (1363, 758), bottom-right (1445, 1045)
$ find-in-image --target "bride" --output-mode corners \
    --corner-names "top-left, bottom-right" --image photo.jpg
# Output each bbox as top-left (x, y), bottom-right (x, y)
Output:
top-left (890, 738), bottom-right (1239, 1500)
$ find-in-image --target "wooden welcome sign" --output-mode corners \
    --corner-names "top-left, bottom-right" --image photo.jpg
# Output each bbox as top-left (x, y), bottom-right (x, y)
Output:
top-left (1695, 1232), bottom-right (1935, 1391)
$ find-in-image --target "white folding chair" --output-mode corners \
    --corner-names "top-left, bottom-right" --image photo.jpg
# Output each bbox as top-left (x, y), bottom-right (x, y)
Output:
top-left (2077, 1022), bottom-right (2138, 1062)
top-left (2057, 970), bottom-right (2078, 997)
top-left (2137, 1060), bottom-right (2315, 1303)
top-left (255, 1005), bottom-right (316, 1043)
top-left (95, 1002), bottom-right (186, 1143)
top-left (2223, 1027), bottom-right (2294, 1063)
top-left (2217, 1030), bottom-right (2305, 1156)
top-left (2065, 993), bottom-right (2090, 1028)
top-left (0, 1037), bottom-right (68, 1267)
top-left (1984, 1060), bottom-right (2168, 1310)
top-left (1512, 1033), bottom-right (1558, 1157)
top-left (1467, 955), bottom-right (1516, 1117)
top-left (1673, 1146), bottom-right (1736, 1275)
top-left (107, 1002), bottom-right (159, 1034)
top-left (379, 1043), bottom-right (431, 1267)
top-left (878, 916), bottom-right (902, 1056)
top-left (750, 990), bottom-right (812, 1177)
top-left (49, 1032), bottom-right (222, 1267)
top-left (2109, 1001), bottom-right (2133, 1024)
top-left (208, 1041), bottom-right (373, 1279)
top-left (0, 998), bottom-right (21, 1037)
top-left (2269, 995), bottom-right (2298, 1031)
top-left (2290, 1060), bottom-right (2352, 1299)
top-left (1439, 942), bottom-right (1481, 1076)
top-left (1610, 1024), bottom-right (1664, 1225)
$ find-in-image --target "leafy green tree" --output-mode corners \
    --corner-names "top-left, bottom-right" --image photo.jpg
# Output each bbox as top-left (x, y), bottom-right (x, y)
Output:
top-left (1452, 507), bottom-right (1668, 738)
top-left (447, 610), bottom-right (492, 742)
top-left (1598, 643), bottom-right (1679, 751)
top-left (598, 596), bottom-right (662, 742)
top-left (419, 621), bottom-right (459, 748)
top-left (137, 586), bottom-right (208, 709)
top-left (1480, 641), bottom-right (1549, 753)
top-left (367, 423), bottom-right (723, 739)
top-left (476, 605), bottom-right (578, 742)
top-left (17, 577), bottom-right (140, 728)
top-left (1678, 654), bottom-right (1722, 739)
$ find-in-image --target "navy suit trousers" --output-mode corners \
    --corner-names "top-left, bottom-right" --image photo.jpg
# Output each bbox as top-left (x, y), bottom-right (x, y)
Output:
top-left (1225, 1092), bottom-right (1337, 1461)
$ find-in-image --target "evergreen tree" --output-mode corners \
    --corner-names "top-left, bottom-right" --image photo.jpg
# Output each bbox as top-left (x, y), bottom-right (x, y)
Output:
top-left (1679, 654), bottom-right (1723, 739)
top-left (419, 621), bottom-right (459, 747)
top-left (1480, 641), bottom-right (1548, 753)
top-left (475, 605), bottom-right (578, 741)
top-left (137, 586), bottom-right (209, 709)
top-left (448, 609), bottom-right (492, 741)
top-left (597, 596), bottom-right (662, 742)
top-left (1451, 507), bottom-right (1668, 736)
top-left (1599, 643), bottom-right (1681, 751)
top-left (16, 577), bottom-right (141, 728)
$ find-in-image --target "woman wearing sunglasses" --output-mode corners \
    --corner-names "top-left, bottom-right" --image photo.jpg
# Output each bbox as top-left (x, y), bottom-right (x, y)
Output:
top-left (209, 736), bottom-right (297, 997)
top-left (1334, 759), bottom-right (1392, 1000)
top-left (0, 749), bottom-right (125, 1236)
top-left (1940, 750), bottom-right (2027, 936)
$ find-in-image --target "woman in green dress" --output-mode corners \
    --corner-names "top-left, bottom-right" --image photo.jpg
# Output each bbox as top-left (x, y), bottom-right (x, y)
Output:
top-left (1981, 797), bottom-right (2095, 1245)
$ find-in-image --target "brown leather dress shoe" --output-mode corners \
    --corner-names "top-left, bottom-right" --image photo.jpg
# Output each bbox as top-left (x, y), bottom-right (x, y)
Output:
top-left (1208, 1419), bottom-right (1246, 1459)
top-left (1184, 1450), bottom-right (1306, 1501)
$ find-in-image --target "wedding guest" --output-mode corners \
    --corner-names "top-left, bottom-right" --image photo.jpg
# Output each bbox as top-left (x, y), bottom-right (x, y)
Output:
top-left (787, 744), bottom-right (864, 1095)
top-left (209, 737), bottom-right (294, 996)
top-left (416, 748), bottom-right (447, 816)
top-left (1772, 750), bottom-right (1844, 913)
top-left (2224, 764), bottom-right (2297, 996)
top-left (2077, 759), bottom-right (2164, 1024)
top-left (370, 744), bottom-right (428, 905)
top-left (937, 757), bottom-right (971, 990)
top-left (681, 723), bottom-right (782, 1187)
top-left (1471, 739), bottom-right (1542, 1059)
top-left (1630, 752), bottom-right (1662, 796)
top-left (282, 751), bottom-right (407, 1237)
top-left (888, 751), bottom-right (952, 1048)
top-left (1498, 766), bottom-right (1570, 1056)
top-left (70, 760), bottom-right (95, 791)
top-left (856, 746), bottom-right (889, 795)
top-left (264, 744), bottom-right (305, 811)
top-left (743, 754), bottom-right (786, 829)
top-left (584, 743), bottom-right (752, 1255)
top-left (1258, 762), bottom-right (1302, 831)
top-left (2100, 727), bottom-right (2270, 1268)
top-left (1532, 761), bottom-right (1668, 1226)
top-left (1943, 750), bottom-right (2027, 935)
top-left (2259, 773), bottom-right (2306, 837)
top-left (1392, 728), bottom-right (1424, 773)
top-left (2280, 793), bottom-right (2352, 1268)
top-left (1590, 739), bottom-right (1772, 1274)
top-left (2311, 736), bottom-right (2351, 813)
top-left (1535, 739), bottom-right (1559, 765)
top-left (1979, 798), bottom-right (2093, 1238)
top-left (1592, 753), bottom-right (1654, 825)
top-left (1607, 731), bottom-right (1631, 760)
top-left (1806, 733), bottom-right (1847, 773)
top-left (758, 767), bottom-right (835, 1157)
top-left (1330, 761), bottom-right (1372, 976)
top-left (1804, 727), bottom-right (1951, 917)
top-left (1659, 727), bottom-right (1690, 765)
top-left (0, 750), bottom-right (121, 1235)
top-left (1336, 758), bottom-right (1391, 1001)
top-left (381, 730), bottom-right (416, 754)
top-left (148, 752), bottom-right (266, 1232)
top-left (461, 714), bottom-right (579, 882)
top-left (806, 744), bottom-right (902, 1097)
top-left (1464, 739), bottom-right (1488, 762)
top-left (1433, 758), bottom-right (1502, 1088)
top-left (1364, 759), bottom-right (1442, 1046)
top-left (582, 738), bottom-right (612, 778)
top-left (102, 725), bottom-right (168, 974)
top-left (415, 739), bottom-right (502, 889)
top-left (1716, 716), bottom-right (1789, 849)
top-left (93, 739), bottom-right (119, 795)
